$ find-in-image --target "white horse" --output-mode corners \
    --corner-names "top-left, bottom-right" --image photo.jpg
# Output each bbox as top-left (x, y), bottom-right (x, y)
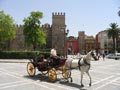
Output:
top-left (65, 50), bottom-right (98, 87)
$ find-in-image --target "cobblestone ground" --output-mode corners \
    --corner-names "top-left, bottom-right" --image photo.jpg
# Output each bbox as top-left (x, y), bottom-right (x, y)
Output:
top-left (0, 58), bottom-right (120, 90)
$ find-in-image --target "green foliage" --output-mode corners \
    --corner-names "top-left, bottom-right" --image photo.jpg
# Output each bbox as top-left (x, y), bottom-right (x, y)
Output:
top-left (23, 11), bottom-right (46, 50)
top-left (0, 10), bottom-right (16, 49)
top-left (107, 23), bottom-right (120, 53)
top-left (0, 51), bottom-right (50, 59)
top-left (118, 9), bottom-right (120, 17)
top-left (107, 23), bottom-right (120, 39)
top-left (68, 36), bottom-right (75, 39)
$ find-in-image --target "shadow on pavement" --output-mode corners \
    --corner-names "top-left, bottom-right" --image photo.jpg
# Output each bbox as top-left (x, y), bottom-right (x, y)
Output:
top-left (59, 80), bottom-right (87, 90)
top-left (24, 74), bottom-right (87, 90)
top-left (23, 73), bottom-right (60, 83)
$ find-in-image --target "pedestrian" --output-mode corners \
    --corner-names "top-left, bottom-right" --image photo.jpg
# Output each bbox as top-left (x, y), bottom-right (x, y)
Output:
top-left (97, 53), bottom-right (101, 60)
top-left (103, 53), bottom-right (105, 60)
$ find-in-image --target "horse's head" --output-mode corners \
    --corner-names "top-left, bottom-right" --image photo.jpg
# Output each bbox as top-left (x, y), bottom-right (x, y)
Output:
top-left (90, 50), bottom-right (98, 60)
top-left (86, 50), bottom-right (98, 60)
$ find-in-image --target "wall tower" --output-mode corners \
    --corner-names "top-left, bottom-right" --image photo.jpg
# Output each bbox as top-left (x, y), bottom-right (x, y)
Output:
top-left (78, 31), bottom-right (85, 54)
top-left (52, 12), bottom-right (66, 55)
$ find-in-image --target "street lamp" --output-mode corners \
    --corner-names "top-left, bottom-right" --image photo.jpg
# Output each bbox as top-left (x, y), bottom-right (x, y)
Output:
top-left (60, 27), bottom-right (69, 57)
top-left (64, 29), bottom-right (69, 57)
top-left (60, 27), bottom-right (65, 56)
top-left (66, 29), bottom-right (69, 35)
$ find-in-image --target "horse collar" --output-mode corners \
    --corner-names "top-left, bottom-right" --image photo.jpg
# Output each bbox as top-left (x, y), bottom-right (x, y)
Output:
top-left (83, 59), bottom-right (90, 66)
top-left (78, 58), bottom-right (90, 66)
top-left (78, 58), bottom-right (91, 70)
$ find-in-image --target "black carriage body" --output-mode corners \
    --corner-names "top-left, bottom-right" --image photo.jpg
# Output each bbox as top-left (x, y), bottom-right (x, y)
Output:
top-left (48, 57), bottom-right (67, 68)
top-left (27, 57), bottom-right (72, 83)
top-left (37, 62), bottom-right (48, 71)
top-left (30, 58), bottom-right (50, 72)
top-left (30, 57), bottom-right (66, 71)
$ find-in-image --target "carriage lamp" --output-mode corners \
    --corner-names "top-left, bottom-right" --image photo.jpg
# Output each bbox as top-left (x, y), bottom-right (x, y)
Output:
top-left (65, 29), bottom-right (69, 58)
top-left (66, 29), bottom-right (69, 35)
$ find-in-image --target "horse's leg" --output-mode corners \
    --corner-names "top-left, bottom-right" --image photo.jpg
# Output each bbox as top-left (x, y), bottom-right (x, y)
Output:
top-left (80, 72), bottom-right (84, 87)
top-left (86, 71), bottom-right (92, 86)
top-left (68, 69), bottom-right (73, 82)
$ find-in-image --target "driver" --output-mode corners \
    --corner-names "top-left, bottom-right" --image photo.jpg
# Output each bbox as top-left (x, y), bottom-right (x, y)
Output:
top-left (50, 45), bottom-right (60, 65)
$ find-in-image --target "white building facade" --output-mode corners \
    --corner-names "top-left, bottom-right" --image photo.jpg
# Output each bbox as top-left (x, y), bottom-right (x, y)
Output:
top-left (97, 30), bottom-right (112, 54)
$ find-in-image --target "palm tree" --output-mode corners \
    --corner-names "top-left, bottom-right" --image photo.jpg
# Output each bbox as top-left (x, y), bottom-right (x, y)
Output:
top-left (118, 8), bottom-right (120, 17)
top-left (118, 11), bottom-right (120, 17)
top-left (107, 23), bottom-right (120, 53)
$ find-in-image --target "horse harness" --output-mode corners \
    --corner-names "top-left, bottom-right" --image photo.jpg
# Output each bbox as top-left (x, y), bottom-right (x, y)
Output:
top-left (78, 57), bottom-right (91, 70)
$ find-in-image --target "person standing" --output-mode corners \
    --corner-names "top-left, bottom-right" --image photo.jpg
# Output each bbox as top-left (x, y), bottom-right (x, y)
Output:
top-left (102, 53), bottom-right (105, 60)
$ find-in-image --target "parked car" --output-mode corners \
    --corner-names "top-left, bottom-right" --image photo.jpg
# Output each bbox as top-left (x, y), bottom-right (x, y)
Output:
top-left (105, 53), bottom-right (120, 60)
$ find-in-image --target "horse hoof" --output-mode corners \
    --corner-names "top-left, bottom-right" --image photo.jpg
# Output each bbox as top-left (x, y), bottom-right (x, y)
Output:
top-left (89, 83), bottom-right (92, 86)
top-left (70, 78), bottom-right (73, 82)
top-left (66, 80), bottom-right (69, 83)
top-left (81, 84), bottom-right (84, 87)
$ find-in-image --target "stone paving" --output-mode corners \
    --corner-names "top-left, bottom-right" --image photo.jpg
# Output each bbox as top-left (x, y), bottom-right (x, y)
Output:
top-left (0, 57), bottom-right (120, 90)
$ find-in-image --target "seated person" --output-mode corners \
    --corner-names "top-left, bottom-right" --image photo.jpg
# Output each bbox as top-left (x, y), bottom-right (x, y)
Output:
top-left (50, 45), bottom-right (60, 66)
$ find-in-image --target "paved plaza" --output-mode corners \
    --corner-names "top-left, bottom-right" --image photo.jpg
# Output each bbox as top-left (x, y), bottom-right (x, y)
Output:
top-left (0, 58), bottom-right (120, 90)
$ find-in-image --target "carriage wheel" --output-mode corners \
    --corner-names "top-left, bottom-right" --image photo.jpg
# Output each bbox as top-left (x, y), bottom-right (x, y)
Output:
top-left (27, 62), bottom-right (36, 77)
top-left (48, 69), bottom-right (57, 82)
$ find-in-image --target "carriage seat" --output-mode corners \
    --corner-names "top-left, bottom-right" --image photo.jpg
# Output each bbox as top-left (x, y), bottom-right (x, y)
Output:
top-left (37, 56), bottom-right (47, 65)
top-left (37, 58), bottom-right (48, 70)
top-left (49, 56), bottom-right (61, 66)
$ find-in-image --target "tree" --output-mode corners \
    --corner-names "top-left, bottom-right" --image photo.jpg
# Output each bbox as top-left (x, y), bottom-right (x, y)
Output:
top-left (0, 10), bottom-right (16, 50)
top-left (118, 10), bottom-right (120, 17)
top-left (68, 36), bottom-right (75, 40)
top-left (23, 11), bottom-right (46, 50)
top-left (118, 7), bottom-right (120, 17)
top-left (107, 23), bottom-right (120, 53)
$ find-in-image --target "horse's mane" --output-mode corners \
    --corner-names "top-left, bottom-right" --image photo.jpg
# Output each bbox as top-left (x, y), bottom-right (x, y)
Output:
top-left (84, 50), bottom-right (93, 60)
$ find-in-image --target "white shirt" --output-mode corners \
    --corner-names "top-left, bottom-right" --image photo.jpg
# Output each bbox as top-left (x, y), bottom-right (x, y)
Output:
top-left (50, 48), bottom-right (57, 56)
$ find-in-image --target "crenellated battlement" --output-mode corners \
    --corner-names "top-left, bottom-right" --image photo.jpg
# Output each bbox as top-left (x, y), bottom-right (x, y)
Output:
top-left (42, 23), bottom-right (51, 28)
top-left (52, 12), bottom-right (65, 16)
top-left (16, 24), bottom-right (23, 28)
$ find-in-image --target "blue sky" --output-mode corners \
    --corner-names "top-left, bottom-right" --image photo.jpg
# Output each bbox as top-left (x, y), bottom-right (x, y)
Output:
top-left (0, 0), bottom-right (120, 37)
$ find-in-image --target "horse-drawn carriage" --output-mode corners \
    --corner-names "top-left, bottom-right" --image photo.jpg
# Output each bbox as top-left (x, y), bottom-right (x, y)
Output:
top-left (27, 56), bottom-right (72, 82)
top-left (27, 50), bottom-right (98, 87)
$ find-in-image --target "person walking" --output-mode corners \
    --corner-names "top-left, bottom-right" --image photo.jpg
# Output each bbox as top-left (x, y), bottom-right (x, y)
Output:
top-left (102, 53), bottom-right (105, 60)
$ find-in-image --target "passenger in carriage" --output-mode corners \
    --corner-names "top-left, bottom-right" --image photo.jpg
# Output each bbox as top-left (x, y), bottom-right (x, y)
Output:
top-left (50, 45), bottom-right (60, 66)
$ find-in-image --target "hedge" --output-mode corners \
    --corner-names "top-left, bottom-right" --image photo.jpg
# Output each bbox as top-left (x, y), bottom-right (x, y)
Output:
top-left (0, 51), bottom-right (50, 59)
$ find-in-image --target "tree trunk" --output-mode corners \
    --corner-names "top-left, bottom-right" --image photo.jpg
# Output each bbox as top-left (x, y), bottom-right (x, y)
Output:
top-left (112, 37), bottom-right (115, 53)
top-left (33, 45), bottom-right (36, 51)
